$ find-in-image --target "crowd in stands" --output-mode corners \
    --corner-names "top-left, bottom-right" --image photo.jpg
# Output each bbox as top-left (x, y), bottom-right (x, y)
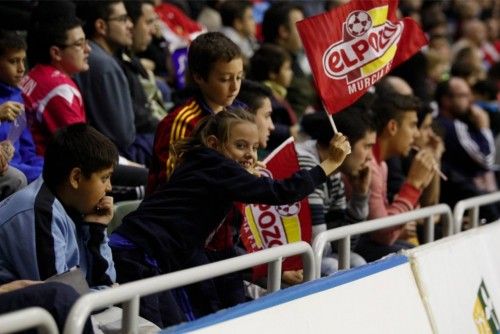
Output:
top-left (0, 0), bottom-right (498, 331)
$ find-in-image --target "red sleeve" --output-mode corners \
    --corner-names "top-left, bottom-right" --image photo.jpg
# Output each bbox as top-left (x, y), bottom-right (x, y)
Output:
top-left (42, 96), bottom-right (86, 134)
top-left (368, 160), bottom-right (421, 245)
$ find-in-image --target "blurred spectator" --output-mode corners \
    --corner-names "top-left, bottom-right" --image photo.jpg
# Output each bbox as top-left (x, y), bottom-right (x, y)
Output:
top-left (124, 0), bottom-right (170, 120)
top-left (75, 1), bottom-right (148, 165)
top-left (0, 30), bottom-right (43, 184)
top-left (451, 46), bottom-right (487, 86)
top-left (262, 2), bottom-right (317, 117)
top-left (435, 76), bottom-right (499, 223)
top-left (249, 43), bottom-right (297, 151)
top-left (197, 0), bottom-right (224, 32)
top-left (219, 0), bottom-right (258, 61)
top-left (118, 0), bottom-right (161, 157)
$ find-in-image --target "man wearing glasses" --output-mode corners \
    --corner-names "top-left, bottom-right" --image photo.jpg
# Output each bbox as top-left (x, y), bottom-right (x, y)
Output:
top-left (75, 1), bottom-right (154, 166)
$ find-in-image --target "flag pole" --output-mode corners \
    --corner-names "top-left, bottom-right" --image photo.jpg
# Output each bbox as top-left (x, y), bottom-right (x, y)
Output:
top-left (322, 102), bottom-right (338, 133)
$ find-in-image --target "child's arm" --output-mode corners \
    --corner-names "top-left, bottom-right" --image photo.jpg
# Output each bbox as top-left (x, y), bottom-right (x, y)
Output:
top-left (220, 134), bottom-right (350, 205)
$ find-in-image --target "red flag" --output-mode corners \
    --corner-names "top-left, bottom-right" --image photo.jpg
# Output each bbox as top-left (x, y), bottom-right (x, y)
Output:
top-left (240, 137), bottom-right (312, 281)
top-left (296, 0), bottom-right (427, 114)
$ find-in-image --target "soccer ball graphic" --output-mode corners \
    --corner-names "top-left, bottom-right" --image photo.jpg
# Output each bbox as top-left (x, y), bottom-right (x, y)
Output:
top-left (346, 10), bottom-right (372, 38)
top-left (275, 202), bottom-right (301, 217)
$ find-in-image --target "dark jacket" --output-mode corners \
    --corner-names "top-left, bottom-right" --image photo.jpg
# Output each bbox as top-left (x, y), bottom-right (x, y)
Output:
top-left (115, 146), bottom-right (326, 273)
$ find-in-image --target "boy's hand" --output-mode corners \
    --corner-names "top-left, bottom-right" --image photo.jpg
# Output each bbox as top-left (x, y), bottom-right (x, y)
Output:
top-left (348, 163), bottom-right (371, 195)
top-left (407, 149), bottom-right (435, 190)
top-left (83, 196), bottom-right (114, 225)
top-left (0, 102), bottom-right (23, 121)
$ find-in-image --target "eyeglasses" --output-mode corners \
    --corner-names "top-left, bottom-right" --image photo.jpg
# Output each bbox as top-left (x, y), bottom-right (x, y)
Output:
top-left (57, 38), bottom-right (89, 50)
top-left (107, 14), bottom-right (131, 23)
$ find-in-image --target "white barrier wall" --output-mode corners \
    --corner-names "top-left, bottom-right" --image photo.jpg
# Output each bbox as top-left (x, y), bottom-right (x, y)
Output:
top-left (162, 255), bottom-right (432, 334)
top-left (405, 222), bottom-right (500, 334)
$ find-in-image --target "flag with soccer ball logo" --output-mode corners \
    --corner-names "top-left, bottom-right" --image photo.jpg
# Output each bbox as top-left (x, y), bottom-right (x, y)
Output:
top-left (296, 0), bottom-right (428, 114)
top-left (240, 137), bottom-right (312, 280)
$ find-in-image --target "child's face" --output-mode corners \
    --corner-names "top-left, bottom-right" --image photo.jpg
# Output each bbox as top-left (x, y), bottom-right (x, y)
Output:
top-left (254, 97), bottom-right (274, 149)
top-left (238, 7), bottom-right (256, 37)
top-left (341, 131), bottom-right (376, 176)
top-left (74, 166), bottom-right (113, 214)
top-left (276, 60), bottom-right (293, 88)
top-left (196, 58), bottom-right (244, 112)
top-left (392, 111), bottom-right (420, 157)
top-left (414, 113), bottom-right (434, 148)
top-left (56, 26), bottom-right (90, 75)
top-left (223, 121), bottom-right (259, 170)
top-left (0, 49), bottom-right (25, 86)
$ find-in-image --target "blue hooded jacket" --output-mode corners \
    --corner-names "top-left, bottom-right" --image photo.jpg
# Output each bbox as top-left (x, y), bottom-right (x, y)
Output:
top-left (0, 81), bottom-right (43, 182)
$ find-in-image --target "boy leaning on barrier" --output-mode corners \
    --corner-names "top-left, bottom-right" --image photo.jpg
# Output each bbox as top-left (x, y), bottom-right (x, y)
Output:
top-left (0, 123), bottom-right (117, 288)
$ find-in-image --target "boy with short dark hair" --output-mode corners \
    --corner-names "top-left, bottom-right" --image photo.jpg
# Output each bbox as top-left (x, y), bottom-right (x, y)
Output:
top-left (147, 32), bottom-right (244, 192)
top-left (298, 107), bottom-right (376, 275)
top-left (22, 11), bottom-right (89, 156)
top-left (0, 123), bottom-right (117, 288)
top-left (0, 29), bottom-right (42, 194)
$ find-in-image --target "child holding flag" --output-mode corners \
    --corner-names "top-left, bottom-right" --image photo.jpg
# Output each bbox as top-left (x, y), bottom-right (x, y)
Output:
top-left (110, 109), bottom-right (351, 325)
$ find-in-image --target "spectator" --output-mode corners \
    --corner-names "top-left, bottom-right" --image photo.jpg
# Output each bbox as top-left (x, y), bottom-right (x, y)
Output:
top-left (0, 30), bottom-right (43, 186)
top-left (219, 0), bottom-right (258, 61)
top-left (75, 0), bottom-right (152, 166)
top-left (249, 43), bottom-right (297, 151)
top-left (0, 124), bottom-right (117, 289)
top-left (262, 2), bottom-right (317, 117)
top-left (451, 46), bottom-right (487, 86)
top-left (354, 93), bottom-right (435, 262)
top-left (119, 0), bottom-right (163, 161)
top-left (197, 0), bottom-right (223, 32)
top-left (110, 109), bottom-right (350, 324)
top-left (125, 0), bottom-right (170, 120)
top-left (299, 108), bottom-right (376, 275)
top-left (237, 80), bottom-right (275, 154)
top-left (22, 11), bottom-right (89, 156)
top-left (23, 3), bottom-right (148, 202)
top-left (147, 32), bottom-right (244, 193)
top-left (435, 76), bottom-right (499, 223)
